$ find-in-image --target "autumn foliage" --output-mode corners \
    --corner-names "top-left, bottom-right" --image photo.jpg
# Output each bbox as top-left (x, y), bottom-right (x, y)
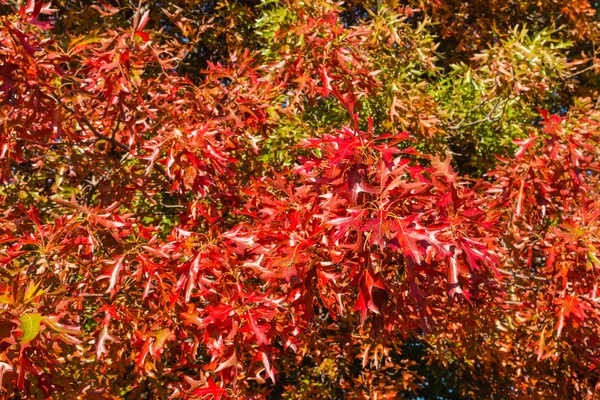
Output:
top-left (2, 0), bottom-right (600, 398)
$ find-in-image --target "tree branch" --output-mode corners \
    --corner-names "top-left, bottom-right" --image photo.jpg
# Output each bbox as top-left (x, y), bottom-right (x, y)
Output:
top-left (44, 93), bottom-right (130, 152)
top-left (498, 268), bottom-right (548, 282)
top-left (447, 98), bottom-right (506, 131)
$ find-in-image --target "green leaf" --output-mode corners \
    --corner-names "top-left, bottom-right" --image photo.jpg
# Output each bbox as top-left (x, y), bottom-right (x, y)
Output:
top-left (19, 313), bottom-right (46, 344)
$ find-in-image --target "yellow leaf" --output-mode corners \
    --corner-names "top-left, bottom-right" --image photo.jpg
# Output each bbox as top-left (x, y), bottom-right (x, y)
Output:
top-left (23, 280), bottom-right (44, 304)
top-left (19, 313), bottom-right (46, 344)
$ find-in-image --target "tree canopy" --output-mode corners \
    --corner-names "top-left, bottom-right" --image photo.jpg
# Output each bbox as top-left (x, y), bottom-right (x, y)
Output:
top-left (2, 0), bottom-right (600, 398)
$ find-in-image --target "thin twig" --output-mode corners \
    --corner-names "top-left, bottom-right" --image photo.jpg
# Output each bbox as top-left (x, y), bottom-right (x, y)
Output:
top-left (504, 300), bottom-right (524, 305)
top-left (498, 268), bottom-right (548, 282)
top-left (110, 113), bottom-right (121, 141)
top-left (567, 62), bottom-right (597, 78)
top-left (44, 93), bottom-right (130, 152)
top-left (447, 98), bottom-right (505, 130)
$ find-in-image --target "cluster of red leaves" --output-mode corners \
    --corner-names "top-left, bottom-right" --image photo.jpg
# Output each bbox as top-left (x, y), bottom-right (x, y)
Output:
top-left (1, 1), bottom-right (600, 399)
top-left (487, 111), bottom-right (600, 389)
top-left (419, 110), bottom-right (600, 397)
